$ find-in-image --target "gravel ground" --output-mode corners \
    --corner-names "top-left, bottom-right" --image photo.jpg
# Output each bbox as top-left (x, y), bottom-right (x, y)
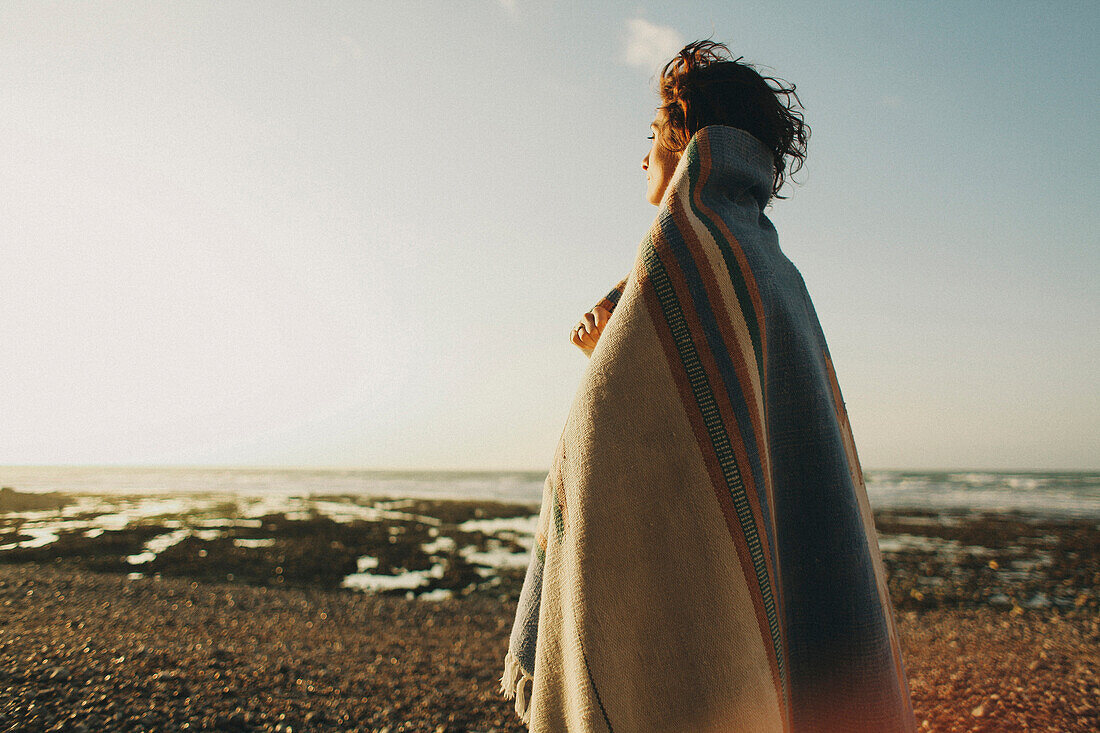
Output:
top-left (1, 562), bottom-right (1096, 733)
top-left (901, 607), bottom-right (1098, 732)
top-left (0, 562), bottom-right (523, 733)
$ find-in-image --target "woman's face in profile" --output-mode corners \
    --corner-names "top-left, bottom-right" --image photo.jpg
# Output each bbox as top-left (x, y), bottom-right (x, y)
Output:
top-left (642, 114), bottom-right (681, 206)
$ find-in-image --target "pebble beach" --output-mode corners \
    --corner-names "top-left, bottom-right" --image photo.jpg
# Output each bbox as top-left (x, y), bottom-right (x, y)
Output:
top-left (0, 489), bottom-right (1096, 732)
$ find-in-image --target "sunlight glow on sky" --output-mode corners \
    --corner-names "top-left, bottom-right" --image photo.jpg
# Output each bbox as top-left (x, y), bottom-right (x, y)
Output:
top-left (1, 1), bottom-right (1097, 470)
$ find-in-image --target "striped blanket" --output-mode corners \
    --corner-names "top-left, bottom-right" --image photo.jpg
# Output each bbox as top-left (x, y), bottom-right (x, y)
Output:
top-left (500, 125), bottom-right (916, 732)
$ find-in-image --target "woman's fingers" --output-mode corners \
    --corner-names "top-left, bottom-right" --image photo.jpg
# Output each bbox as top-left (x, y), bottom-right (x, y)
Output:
top-left (571, 324), bottom-right (593, 349)
top-left (571, 307), bottom-right (612, 351)
top-left (578, 323), bottom-right (598, 348)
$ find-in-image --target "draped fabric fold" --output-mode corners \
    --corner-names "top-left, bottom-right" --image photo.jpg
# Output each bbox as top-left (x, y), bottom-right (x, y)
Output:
top-left (500, 125), bottom-right (916, 732)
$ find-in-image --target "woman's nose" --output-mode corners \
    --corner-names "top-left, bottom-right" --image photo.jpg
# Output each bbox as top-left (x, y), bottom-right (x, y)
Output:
top-left (641, 154), bottom-right (649, 171)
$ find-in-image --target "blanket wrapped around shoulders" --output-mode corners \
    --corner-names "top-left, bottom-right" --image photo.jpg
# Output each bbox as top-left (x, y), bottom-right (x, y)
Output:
top-left (500, 125), bottom-right (916, 732)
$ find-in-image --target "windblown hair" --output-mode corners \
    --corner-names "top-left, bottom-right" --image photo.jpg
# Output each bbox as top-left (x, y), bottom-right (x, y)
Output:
top-left (658, 40), bottom-right (809, 199)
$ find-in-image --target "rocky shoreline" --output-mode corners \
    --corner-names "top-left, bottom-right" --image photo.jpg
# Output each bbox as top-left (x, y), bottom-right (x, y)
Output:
top-left (0, 492), bottom-right (1097, 731)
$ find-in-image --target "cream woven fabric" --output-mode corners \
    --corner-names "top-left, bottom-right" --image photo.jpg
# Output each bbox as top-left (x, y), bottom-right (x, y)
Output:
top-left (501, 126), bottom-right (915, 733)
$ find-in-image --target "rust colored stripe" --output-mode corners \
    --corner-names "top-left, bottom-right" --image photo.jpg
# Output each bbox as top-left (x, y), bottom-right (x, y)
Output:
top-left (663, 195), bottom-right (778, 593)
top-left (691, 135), bottom-right (770, 403)
top-left (688, 143), bottom-right (790, 699)
top-left (637, 239), bottom-right (787, 719)
top-left (823, 350), bottom-right (909, 699)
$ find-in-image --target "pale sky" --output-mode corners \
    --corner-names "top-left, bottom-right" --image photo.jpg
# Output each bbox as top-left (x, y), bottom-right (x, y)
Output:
top-left (1, 1), bottom-right (1096, 471)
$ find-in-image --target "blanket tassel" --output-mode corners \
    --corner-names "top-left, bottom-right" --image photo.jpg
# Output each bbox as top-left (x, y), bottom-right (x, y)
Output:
top-left (499, 650), bottom-right (534, 726)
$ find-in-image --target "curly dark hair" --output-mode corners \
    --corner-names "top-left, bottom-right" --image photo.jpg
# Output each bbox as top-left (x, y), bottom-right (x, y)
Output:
top-left (657, 40), bottom-right (809, 199)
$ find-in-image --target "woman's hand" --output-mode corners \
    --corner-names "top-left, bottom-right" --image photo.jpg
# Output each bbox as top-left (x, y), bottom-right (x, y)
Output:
top-left (570, 305), bottom-right (612, 353)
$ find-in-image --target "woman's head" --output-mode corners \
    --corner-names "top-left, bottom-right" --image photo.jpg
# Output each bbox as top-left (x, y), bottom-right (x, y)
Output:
top-left (642, 109), bottom-right (683, 205)
top-left (643, 39), bottom-right (810, 204)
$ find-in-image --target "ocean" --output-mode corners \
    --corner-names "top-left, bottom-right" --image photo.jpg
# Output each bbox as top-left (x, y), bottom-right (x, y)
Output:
top-left (1, 466), bottom-right (1097, 520)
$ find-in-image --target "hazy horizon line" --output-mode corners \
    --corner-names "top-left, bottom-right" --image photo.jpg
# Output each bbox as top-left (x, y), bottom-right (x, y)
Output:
top-left (1, 464), bottom-right (1096, 475)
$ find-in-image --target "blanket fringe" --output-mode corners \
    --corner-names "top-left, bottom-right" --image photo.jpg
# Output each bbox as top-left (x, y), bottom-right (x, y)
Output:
top-left (499, 650), bottom-right (534, 726)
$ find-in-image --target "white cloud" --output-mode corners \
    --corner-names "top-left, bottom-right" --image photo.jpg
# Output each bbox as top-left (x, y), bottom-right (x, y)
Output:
top-left (623, 18), bottom-right (684, 73)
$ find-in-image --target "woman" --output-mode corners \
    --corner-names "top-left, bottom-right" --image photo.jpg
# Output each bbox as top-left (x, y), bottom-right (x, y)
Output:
top-left (503, 41), bottom-right (916, 732)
